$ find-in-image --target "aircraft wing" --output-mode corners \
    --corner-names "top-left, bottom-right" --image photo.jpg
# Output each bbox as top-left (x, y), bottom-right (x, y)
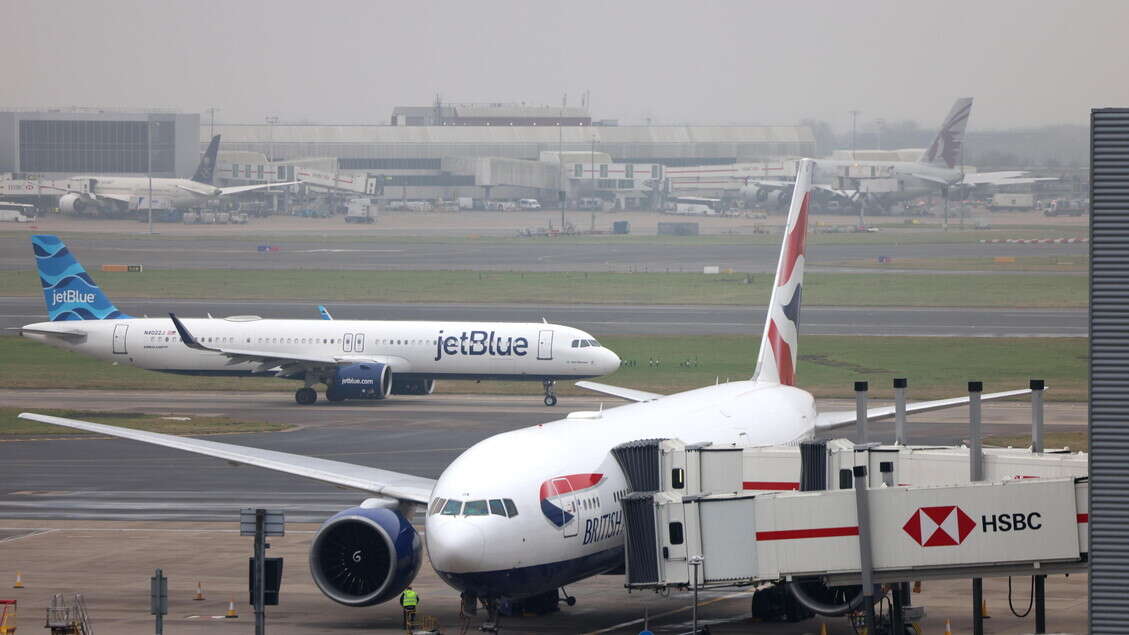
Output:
top-left (909, 173), bottom-right (954, 186)
top-left (814, 388), bottom-right (1031, 431)
top-left (169, 313), bottom-right (411, 372)
top-left (962, 171), bottom-right (1058, 186)
top-left (219, 181), bottom-right (302, 196)
top-left (17, 413), bottom-right (434, 503)
top-left (575, 381), bottom-right (662, 402)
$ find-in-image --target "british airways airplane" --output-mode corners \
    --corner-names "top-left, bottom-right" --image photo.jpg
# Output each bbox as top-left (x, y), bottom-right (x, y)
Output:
top-left (17, 235), bottom-right (620, 405)
top-left (19, 160), bottom-right (1029, 627)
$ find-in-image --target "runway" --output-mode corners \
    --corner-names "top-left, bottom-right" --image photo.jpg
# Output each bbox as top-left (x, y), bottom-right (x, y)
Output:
top-left (0, 389), bottom-right (1086, 522)
top-left (0, 296), bottom-right (1087, 336)
top-left (0, 234), bottom-right (1089, 272)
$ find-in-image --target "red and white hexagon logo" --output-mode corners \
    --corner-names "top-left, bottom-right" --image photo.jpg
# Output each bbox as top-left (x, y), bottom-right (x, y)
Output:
top-left (902, 506), bottom-right (977, 546)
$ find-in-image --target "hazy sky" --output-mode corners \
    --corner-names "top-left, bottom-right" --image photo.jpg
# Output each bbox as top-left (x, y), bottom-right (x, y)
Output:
top-left (6, 0), bottom-right (1127, 131)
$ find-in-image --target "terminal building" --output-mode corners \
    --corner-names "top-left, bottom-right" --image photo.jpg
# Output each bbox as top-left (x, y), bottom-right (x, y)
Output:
top-left (0, 106), bottom-right (815, 211)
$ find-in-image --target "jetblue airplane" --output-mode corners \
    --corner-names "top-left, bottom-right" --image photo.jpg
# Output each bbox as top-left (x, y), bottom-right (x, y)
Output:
top-left (17, 236), bottom-right (620, 405)
top-left (20, 160), bottom-right (1029, 626)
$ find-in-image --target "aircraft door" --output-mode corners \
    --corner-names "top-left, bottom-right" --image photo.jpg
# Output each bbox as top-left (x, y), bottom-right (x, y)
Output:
top-left (549, 478), bottom-right (579, 538)
top-left (537, 330), bottom-right (554, 360)
top-left (112, 323), bottom-right (128, 354)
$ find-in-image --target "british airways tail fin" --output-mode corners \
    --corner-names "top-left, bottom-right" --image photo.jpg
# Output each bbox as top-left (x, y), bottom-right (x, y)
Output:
top-left (192, 135), bottom-right (220, 184)
top-left (31, 235), bottom-right (129, 321)
top-left (753, 159), bottom-right (813, 386)
top-left (918, 98), bottom-right (972, 169)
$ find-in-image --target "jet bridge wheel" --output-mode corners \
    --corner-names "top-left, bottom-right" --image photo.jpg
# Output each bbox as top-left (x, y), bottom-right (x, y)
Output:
top-left (295, 387), bottom-right (318, 405)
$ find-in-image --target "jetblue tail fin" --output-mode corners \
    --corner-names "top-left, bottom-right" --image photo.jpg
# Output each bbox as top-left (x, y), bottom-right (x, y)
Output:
top-left (918, 98), bottom-right (972, 169)
top-left (192, 135), bottom-right (221, 184)
top-left (753, 159), bottom-right (813, 385)
top-left (31, 235), bottom-right (129, 321)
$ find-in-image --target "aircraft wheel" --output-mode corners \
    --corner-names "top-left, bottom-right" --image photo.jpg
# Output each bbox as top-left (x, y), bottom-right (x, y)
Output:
top-left (565, 595), bottom-right (576, 607)
top-left (325, 386), bottom-right (346, 402)
top-left (544, 394), bottom-right (558, 407)
top-left (295, 387), bottom-right (318, 405)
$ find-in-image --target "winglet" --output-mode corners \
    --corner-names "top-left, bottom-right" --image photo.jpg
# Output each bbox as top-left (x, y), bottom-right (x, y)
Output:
top-left (318, 305), bottom-right (333, 320)
top-left (169, 313), bottom-right (210, 351)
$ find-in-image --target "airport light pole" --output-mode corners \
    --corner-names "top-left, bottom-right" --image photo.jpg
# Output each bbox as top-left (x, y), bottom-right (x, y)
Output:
top-left (266, 116), bottom-right (279, 211)
top-left (206, 107), bottom-right (220, 138)
top-left (147, 119), bottom-right (154, 235)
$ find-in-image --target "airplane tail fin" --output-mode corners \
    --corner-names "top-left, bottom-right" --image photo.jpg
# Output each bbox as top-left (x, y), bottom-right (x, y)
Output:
top-left (918, 98), bottom-right (973, 169)
top-left (191, 135), bottom-right (221, 184)
top-left (31, 235), bottom-right (129, 321)
top-left (753, 159), bottom-right (814, 386)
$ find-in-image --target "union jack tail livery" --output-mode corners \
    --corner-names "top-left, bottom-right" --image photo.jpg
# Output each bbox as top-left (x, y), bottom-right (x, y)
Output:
top-left (753, 159), bottom-right (813, 386)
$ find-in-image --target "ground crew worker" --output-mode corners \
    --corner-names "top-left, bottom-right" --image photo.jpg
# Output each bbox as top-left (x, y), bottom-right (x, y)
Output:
top-left (400, 585), bottom-right (419, 629)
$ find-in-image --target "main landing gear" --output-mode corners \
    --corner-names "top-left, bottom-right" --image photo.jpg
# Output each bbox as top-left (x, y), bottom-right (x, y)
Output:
top-left (295, 387), bottom-right (317, 405)
top-left (542, 379), bottom-right (558, 407)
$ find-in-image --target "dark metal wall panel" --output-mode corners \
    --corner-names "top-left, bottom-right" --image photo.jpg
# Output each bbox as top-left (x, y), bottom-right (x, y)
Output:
top-left (1090, 108), bottom-right (1129, 633)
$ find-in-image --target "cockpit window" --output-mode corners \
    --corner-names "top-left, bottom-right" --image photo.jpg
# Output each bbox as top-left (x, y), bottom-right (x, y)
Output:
top-left (503, 498), bottom-right (518, 517)
top-left (463, 500), bottom-right (489, 516)
top-left (441, 499), bottom-right (463, 515)
top-left (429, 497), bottom-right (447, 515)
top-left (489, 499), bottom-right (507, 516)
top-left (571, 339), bottom-right (579, 348)
top-left (588, 339), bottom-right (600, 347)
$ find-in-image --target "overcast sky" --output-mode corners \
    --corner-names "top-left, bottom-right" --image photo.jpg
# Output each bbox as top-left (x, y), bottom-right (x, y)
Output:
top-left (6, 0), bottom-right (1126, 131)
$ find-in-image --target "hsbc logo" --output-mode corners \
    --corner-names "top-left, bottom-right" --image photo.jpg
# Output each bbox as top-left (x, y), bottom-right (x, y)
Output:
top-left (902, 506), bottom-right (977, 547)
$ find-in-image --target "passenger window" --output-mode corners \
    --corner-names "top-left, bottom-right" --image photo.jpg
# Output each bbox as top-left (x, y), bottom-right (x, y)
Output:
top-left (671, 468), bottom-right (685, 489)
top-left (441, 499), bottom-right (463, 515)
top-left (503, 499), bottom-right (518, 517)
top-left (669, 521), bottom-right (684, 545)
top-left (463, 500), bottom-right (488, 516)
top-left (430, 498), bottom-right (447, 515)
top-left (489, 499), bottom-right (507, 516)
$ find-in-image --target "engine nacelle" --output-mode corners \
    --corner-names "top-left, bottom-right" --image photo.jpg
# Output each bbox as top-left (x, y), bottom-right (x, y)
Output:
top-left (309, 507), bottom-right (423, 607)
top-left (390, 378), bottom-right (436, 395)
top-left (58, 193), bottom-right (89, 214)
top-left (332, 362), bottom-right (391, 399)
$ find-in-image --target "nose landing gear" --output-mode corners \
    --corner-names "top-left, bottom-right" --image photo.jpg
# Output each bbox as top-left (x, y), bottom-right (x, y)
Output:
top-left (543, 379), bottom-right (558, 407)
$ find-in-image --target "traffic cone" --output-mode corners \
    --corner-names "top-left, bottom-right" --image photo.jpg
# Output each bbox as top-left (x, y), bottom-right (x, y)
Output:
top-left (12, 571), bottom-right (23, 589)
top-left (193, 581), bottom-right (205, 601)
top-left (224, 597), bottom-right (238, 618)
top-left (944, 618), bottom-right (953, 635)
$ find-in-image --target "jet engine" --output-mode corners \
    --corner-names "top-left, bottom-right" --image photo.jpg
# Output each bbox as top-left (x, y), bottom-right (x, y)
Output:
top-left (739, 186), bottom-right (792, 209)
top-left (58, 193), bottom-right (90, 214)
top-left (390, 378), bottom-right (436, 395)
top-left (309, 506), bottom-right (423, 607)
top-left (330, 362), bottom-right (391, 400)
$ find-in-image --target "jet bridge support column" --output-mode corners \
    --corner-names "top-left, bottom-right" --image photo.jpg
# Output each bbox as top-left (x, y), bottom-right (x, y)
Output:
top-left (1031, 378), bottom-right (1046, 633)
top-left (855, 381), bottom-right (869, 444)
top-left (852, 464), bottom-right (877, 634)
top-left (893, 378), bottom-right (908, 445)
top-left (969, 381), bottom-right (985, 635)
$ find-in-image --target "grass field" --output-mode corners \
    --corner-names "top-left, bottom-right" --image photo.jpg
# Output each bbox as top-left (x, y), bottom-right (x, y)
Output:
top-left (828, 255), bottom-right (1088, 273)
top-left (985, 431), bottom-right (1088, 451)
top-left (0, 268), bottom-right (1086, 307)
top-left (0, 334), bottom-right (1087, 401)
top-left (0, 407), bottom-right (290, 437)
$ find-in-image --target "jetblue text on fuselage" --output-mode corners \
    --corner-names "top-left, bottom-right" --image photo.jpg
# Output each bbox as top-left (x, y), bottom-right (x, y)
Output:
top-left (434, 330), bottom-right (529, 361)
top-left (52, 289), bottom-right (96, 305)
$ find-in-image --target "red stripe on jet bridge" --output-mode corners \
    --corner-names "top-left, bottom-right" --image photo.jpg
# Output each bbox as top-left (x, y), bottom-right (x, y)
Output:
top-left (1077, 513), bottom-right (1089, 523)
top-left (743, 481), bottom-right (800, 490)
top-left (756, 525), bottom-right (859, 541)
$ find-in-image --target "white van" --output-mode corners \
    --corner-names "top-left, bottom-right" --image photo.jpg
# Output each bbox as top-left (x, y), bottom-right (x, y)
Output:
top-left (0, 202), bottom-right (34, 222)
top-left (518, 198), bottom-right (542, 210)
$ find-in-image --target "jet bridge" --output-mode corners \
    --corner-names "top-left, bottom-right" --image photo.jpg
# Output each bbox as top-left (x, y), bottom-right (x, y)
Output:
top-left (613, 439), bottom-right (1088, 612)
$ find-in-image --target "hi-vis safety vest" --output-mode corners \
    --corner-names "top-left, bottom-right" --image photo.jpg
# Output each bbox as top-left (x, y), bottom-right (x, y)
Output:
top-left (401, 590), bottom-right (419, 607)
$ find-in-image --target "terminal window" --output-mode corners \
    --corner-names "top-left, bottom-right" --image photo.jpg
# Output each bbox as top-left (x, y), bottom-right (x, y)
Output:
top-left (19, 119), bottom-right (175, 173)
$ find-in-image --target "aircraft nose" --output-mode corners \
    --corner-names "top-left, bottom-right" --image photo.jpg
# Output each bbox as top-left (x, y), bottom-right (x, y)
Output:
top-left (426, 520), bottom-right (485, 574)
top-left (600, 348), bottom-right (621, 373)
